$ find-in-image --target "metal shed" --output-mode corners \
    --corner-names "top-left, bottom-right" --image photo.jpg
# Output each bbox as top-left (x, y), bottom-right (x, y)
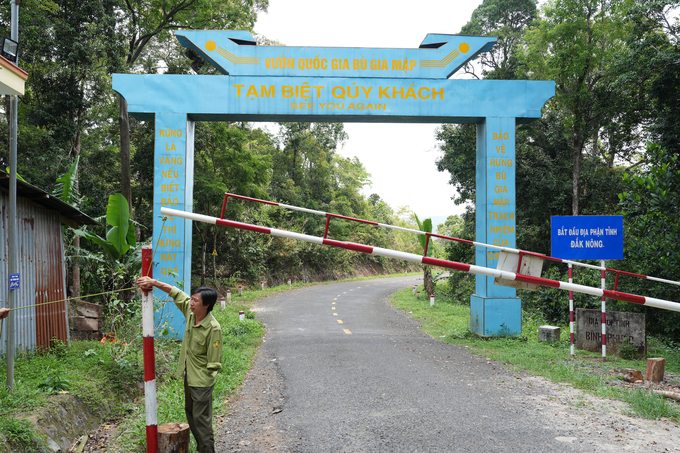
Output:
top-left (0, 172), bottom-right (96, 353)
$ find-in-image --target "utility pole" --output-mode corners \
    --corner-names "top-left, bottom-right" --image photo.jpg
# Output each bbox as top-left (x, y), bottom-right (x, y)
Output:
top-left (7, 0), bottom-right (20, 392)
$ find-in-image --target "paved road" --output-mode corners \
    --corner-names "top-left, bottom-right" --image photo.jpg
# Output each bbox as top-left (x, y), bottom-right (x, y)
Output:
top-left (250, 276), bottom-right (582, 452)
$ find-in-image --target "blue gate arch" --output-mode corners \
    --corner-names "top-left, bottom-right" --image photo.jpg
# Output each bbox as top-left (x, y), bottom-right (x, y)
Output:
top-left (113, 30), bottom-right (554, 337)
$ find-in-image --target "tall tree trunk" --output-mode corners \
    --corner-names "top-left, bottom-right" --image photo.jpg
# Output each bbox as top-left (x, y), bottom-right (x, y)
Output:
top-left (201, 240), bottom-right (206, 287)
top-left (572, 134), bottom-right (581, 216)
top-left (423, 265), bottom-right (434, 297)
top-left (72, 130), bottom-right (81, 299)
top-left (118, 95), bottom-right (132, 215)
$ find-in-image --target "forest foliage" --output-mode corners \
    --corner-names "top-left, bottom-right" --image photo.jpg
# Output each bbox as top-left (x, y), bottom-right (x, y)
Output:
top-left (1, 0), bottom-right (680, 341)
top-left (436, 0), bottom-right (680, 341)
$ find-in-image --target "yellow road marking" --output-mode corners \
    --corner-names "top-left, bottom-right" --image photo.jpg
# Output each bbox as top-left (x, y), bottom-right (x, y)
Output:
top-left (343, 329), bottom-right (352, 334)
top-left (332, 307), bottom-right (335, 310)
top-left (337, 320), bottom-right (343, 324)
top-left (333, 313), bottom-right (338, 316)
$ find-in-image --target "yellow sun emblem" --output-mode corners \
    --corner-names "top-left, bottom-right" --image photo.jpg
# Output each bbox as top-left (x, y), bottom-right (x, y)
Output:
top-left (213, 341), bottom-right (220, 348)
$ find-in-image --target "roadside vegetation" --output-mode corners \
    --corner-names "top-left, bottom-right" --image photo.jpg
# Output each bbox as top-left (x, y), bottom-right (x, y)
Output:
top-left (0, 289), bottom-right (264, 452)
top-left (390, 282), bottom-right (680, 423)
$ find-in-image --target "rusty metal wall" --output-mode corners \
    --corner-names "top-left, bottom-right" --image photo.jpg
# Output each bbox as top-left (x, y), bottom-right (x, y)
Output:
top-left (1, 189), bottom-right (68, 353)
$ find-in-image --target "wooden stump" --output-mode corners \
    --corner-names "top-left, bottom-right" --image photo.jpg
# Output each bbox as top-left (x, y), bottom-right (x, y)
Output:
top-left (645, 358), bottom-right (666, 383)
top-left (158, 422), bottom-right (190, 453)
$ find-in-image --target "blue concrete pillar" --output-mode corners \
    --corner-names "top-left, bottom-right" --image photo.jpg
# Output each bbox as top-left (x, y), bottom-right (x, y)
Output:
top-left (153, 113), bottom-right (195, 337)
top-left (470, 117), bottom-right (521, 336)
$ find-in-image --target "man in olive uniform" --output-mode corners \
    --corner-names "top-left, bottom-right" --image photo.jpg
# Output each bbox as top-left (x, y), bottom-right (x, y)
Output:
top-left (137, 276), bottom-right (223, 453)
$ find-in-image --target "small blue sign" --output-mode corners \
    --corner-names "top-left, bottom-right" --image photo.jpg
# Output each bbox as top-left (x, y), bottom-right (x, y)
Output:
top-left (551, 216), bottom-right (624, 260)
top-left (9, 273), bottom-right (20, 290)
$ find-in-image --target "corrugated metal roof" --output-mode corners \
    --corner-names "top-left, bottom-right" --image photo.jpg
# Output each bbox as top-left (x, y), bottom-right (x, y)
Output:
top-left (0, 171), bottom-right (98, 226)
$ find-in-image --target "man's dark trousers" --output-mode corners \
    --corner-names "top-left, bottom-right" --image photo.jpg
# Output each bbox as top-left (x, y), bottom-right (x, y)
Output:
top-left (184, 375), bottom-right (215, 453)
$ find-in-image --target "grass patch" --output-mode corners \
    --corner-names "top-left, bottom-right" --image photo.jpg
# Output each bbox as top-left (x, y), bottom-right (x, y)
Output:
top-left (390, 285), bottom-right (680, 423)
top-left (623, 389), bottom-right (680, 420)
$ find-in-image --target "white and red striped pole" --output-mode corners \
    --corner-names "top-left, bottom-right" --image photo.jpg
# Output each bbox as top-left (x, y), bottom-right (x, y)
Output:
top-left (141, 246), bottom-right (158, 453)
top-left (227, 289), bottom-right (231, 303)
top-left (569, 263), bottom-right (574, 357)
top-left (601, 261), bottom-right (607, 360)
top-left (160, 208), bottom-right (680, 314)
top-left (430, 294), bottom-right (435, 307)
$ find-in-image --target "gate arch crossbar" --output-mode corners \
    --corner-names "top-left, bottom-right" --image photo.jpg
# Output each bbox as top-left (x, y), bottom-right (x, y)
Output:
top-left (160, 207), bottom-right (680, 314)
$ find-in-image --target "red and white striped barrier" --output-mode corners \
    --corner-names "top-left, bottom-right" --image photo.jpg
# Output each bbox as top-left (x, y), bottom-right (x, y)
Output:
top-left (161, 207), bottom-right (680, 314)
top-left (141, 246), bottom-right (158, 453)
top-left (220, 192), bottom-right (680, 292)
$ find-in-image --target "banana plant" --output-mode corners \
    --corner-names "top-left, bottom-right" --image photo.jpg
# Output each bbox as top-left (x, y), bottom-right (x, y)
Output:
top-left (414, 213), bottom-right (435, 297)
top-left (53, 155), bottom-right (81, 207)
top-left (74, 194), bottom-right (136, 260)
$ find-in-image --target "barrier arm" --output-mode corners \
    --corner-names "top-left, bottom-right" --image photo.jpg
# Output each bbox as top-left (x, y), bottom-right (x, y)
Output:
top-left (221, 192), bottom-right (680, 289)
top-left (161, 208), bottom-right (680, 314)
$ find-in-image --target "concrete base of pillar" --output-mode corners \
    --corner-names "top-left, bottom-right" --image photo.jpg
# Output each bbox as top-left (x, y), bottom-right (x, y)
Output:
top-left (470, 295), bottom-right (521, 337)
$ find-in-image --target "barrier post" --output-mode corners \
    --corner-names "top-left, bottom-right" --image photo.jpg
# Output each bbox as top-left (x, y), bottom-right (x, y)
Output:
top-left (239, 311), bottom-right (245, 321)
top-left (227, 290), bottom-right (231, 303)
top-left (141, 246), bottom-right (158, 453)
top-left (238, 285), bottom-right (242, 296)
top-left (601, 260), bottom-right (606, 361)
top-left (569, 263), bottom-right (574, 357)
top-left (413, 285), bottom-right (416, 295)
top-left (220, 296), bottom-right (225, 312)
top-left (288, 278), bottom-right (291, 287)
top-left (260, 281), bottom-right (264, 290)
top-left (430, 294), bottom-right (435, 307)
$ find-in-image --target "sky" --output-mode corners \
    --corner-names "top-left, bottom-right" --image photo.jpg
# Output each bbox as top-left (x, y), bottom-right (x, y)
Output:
top-left (252, 0), bottom-right (485, 224)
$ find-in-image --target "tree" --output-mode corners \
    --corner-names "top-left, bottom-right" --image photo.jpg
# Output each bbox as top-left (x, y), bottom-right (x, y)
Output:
top-left (270, 123), bottom-right (348, 234)
top-left (436, 215), bottom-right (465, 239)
top-left (459, 0), bottom-right (538, 79)
top-left (518, 0), bottom-right (627, 215)
top-left (0, 0), bottom-right (123, 187)
top-left (117, 0), bottom-right (269, 216)
top-left (192, 122), bottom-right (273, 285)
top-left (618, 143), bottom-right (680, 340)
top-left (614, 0), bottom-right (680, 157)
